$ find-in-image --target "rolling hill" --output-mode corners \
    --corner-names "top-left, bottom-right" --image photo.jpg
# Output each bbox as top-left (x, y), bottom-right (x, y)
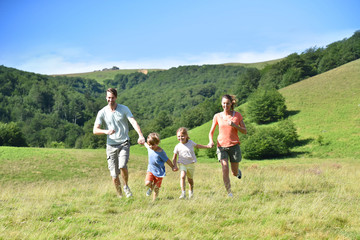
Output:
top-left (133, 59), bottom-right (360, 159)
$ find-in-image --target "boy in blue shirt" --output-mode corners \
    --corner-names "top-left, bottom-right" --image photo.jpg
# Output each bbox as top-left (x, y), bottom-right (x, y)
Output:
top-left (141, 132), bottom-right (178, 201)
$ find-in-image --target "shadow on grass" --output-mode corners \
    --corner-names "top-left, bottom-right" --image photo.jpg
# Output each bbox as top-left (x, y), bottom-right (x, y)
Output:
top-left (285, 110), bottom-right (300, 118)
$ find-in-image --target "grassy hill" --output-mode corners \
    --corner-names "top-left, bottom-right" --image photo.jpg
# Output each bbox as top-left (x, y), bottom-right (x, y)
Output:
top-left (279, 59), bottom-right (360, 158)
top-left (130, 59), bottom-right (360, 160)
top-left (56, 59), bottom-right (280, 84)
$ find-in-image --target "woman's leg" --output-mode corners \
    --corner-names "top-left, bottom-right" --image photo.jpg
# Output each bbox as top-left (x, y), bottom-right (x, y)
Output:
top-left (220, 159), bottom-right (231, 193)
top-left (230, 162), bottom-right (239, 176)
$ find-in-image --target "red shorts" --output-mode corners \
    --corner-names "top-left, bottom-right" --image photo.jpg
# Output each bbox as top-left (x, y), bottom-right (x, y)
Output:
top-left (145, 172), bottom-right (163, 188)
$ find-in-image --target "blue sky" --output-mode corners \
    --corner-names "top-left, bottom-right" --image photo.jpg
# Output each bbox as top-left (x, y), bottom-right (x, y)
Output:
top-left (1, 0), bottom-right (359, 75)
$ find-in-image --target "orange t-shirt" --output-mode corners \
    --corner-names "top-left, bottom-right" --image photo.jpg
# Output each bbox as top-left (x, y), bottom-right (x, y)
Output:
top-left (214, 111), bottom-right (243, 147)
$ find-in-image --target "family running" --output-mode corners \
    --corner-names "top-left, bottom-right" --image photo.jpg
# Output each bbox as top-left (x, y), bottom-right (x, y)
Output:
top-left (93, 88), bottom-right (247, 200)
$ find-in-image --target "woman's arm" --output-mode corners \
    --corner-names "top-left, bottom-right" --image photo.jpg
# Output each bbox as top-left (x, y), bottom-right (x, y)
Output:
top-left (208, 118), bottom-right (218, 148)
top-left (228, 119), bottom-right (247, 135)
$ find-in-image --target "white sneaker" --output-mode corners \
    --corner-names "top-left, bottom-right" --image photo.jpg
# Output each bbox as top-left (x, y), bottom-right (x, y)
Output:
top-left (179, 193), bottom-right (186, 199)
top-left (146, 188), bottom-right (152, 197)
top-left (123, 186), bottom-right (133, 198)
top-left (228, 192), bottom-right (233, 197)
top-left (189, 191), bottom-right (194, 199)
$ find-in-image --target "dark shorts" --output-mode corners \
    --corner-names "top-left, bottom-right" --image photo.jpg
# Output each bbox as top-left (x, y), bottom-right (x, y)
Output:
top-left (217, 144), bottom-right (242, 163)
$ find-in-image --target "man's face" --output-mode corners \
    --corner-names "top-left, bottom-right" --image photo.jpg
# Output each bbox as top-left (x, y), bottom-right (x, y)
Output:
top-left (106, 92), bottom-right (117, 106)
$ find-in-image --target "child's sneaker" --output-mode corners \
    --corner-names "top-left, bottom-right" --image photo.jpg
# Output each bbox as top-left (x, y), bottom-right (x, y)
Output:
top-left (189, 191), bottom-right (194, 199)
top-left (123, 185), bottom-right (133, 198)
top-left (237, 169), bottom-right (242, 179)
top-left (228, 192), bottom-right (233, 197)
top-left (179, 193), bottom-right (186, 199)
top-left (146, 188), bottom-right (152, 197)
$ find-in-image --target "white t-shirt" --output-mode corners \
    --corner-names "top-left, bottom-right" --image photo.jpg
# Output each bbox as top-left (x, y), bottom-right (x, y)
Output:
top-left (94, 104), bottom-right (133, 145)
top-left (173, 140), bottom-right (197, 165)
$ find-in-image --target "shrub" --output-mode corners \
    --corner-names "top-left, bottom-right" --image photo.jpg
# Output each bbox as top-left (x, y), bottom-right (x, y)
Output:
top-left (242, 127), bottom-right (292, 160)
top-left (206, 147), bottom-right (217, 159)
top-left (247, 88), bottom-right (287, 124)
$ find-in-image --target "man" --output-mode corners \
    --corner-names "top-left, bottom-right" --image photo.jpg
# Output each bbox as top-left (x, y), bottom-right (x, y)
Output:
top-left (93, 88), bottom-right (145, 198)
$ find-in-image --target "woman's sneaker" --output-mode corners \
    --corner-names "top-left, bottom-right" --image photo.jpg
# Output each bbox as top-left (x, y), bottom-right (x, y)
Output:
top-left (237, 169), bottom-right (242, 179)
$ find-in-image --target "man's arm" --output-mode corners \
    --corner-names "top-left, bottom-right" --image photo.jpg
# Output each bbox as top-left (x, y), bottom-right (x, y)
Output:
top-left (128, 117), bottom-right (145, 144)
top-left (93, 123), bottom-right (114, 135)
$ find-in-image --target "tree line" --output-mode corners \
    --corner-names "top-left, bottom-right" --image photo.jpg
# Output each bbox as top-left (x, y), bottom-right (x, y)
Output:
top-left (0, 31), bottom-right (359, 149)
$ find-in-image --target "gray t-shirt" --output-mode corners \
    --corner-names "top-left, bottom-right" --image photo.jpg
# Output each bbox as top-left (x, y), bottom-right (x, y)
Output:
top-left (95, 104), bottom-right (133, 145)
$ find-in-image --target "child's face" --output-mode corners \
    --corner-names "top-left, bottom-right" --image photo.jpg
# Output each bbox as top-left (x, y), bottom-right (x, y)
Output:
top-left (148, 142), bottom-right (159, 151)
top-left (177, 132), bottom-right (188, 144)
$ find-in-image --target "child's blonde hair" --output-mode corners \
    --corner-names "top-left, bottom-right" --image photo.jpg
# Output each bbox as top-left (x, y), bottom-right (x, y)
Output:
top-left (147, 132), bottom-right (160, 146)
top-left (176, 127), bottom-right (190, 141)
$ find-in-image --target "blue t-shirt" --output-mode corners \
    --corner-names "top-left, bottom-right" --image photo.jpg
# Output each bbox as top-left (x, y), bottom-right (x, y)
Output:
top-left (145, 143), bottom-right (169, 177)
top-left (94, 104), bottom-right (133, 145)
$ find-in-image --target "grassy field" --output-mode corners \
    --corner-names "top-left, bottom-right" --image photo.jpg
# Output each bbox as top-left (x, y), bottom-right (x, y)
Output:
top-left (1, 146), bottom-right (359, 239)
top-left (1, 60), bottom-right (360, 239)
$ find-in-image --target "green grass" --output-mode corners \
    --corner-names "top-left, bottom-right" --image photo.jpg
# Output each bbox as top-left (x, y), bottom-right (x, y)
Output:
top-left (222, 58), bottom-right (284, 70)
top-left (279, 59), bottom-right (360, 158)
top-left (1, 146), bottom-right (359, 239)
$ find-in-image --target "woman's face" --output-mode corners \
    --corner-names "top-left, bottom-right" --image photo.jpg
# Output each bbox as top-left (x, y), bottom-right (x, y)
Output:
top-left (221, 97), bottom-right (232, 112)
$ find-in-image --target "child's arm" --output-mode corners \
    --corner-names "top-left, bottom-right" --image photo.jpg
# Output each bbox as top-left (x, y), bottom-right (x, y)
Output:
top-left (166, 159), bottom-right (178, 172)
top-left (195, 144), bottom-right (211, 149)
top-left (172, 153), bottom-right (178, 167)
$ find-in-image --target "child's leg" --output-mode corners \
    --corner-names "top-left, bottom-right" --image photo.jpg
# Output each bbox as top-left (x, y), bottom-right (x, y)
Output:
top-left (180, 170), bottom-right (186, 191)
top-left (153, 186), bottom-right (159, 201)
top-left (145, 181), bottom-right (154, 190)
top-left (188, 177), bottom-right (194, 192)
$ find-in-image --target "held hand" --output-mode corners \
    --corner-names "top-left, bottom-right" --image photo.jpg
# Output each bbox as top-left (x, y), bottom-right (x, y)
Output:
top-left (137, 136), bottom-right (145, 145)
top-left (227, 120), bottom-right (233, 126)
top-left (172, 166), bottom-right (179, 172)
top-left (208, 142), bottom-right (214, 148)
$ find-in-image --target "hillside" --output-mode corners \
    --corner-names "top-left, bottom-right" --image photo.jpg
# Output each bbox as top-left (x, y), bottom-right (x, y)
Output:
top-left (55, 69), bottom-right (163, 84)
top-left (279, 59), bottom-right (360, 158)
top-left (57, 59), bottom-right (280, 84)
top-left (134, 59), bottom-right (360, 159)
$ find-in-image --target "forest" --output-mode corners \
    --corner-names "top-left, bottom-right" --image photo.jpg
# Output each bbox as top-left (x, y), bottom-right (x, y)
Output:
top-left (0, 31), bottom-right (359, 148)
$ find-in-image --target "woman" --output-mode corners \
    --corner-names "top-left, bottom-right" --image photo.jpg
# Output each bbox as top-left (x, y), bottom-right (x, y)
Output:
top-left (208, 94), bottom-right (247, 197)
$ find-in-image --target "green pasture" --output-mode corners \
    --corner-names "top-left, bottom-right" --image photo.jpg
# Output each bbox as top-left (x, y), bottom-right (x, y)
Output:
top-left (1, 146), bottom-right (359, 239)
top-left (280, 59), bottom-right (360, 158)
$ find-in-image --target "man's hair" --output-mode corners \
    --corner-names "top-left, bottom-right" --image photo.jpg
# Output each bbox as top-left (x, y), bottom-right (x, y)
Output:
top-left (147, 132), bottom-right (160, 146)
top-left (107, 88), bottom-right (117, 98)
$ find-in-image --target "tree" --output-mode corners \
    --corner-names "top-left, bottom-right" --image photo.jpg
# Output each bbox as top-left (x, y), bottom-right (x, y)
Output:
top-left (0, 122), bottom-right (27, 147)
top-left (247, 88), bottom-right (287, 124)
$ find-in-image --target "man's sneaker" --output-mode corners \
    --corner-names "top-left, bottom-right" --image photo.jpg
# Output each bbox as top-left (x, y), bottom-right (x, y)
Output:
top-left (237, 169), bottom-right (242, 179)
top-left (189, 191), bottom-right (194, 199)
top-left (123, 185), bottom-right (133, 198)
top-left (146, 188), bottom-right (152, 197)
top-left (179, 193), bottom-right (186, 199)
